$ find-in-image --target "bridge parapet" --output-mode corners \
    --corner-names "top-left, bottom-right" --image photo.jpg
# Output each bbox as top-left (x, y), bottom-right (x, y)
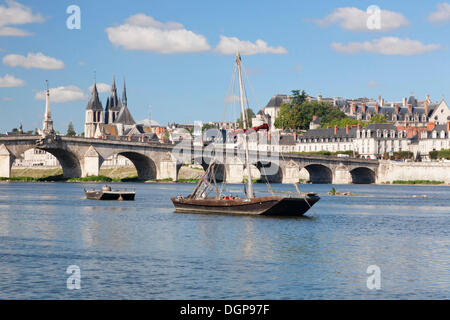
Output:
top-left (0, 135), bottom-right (382, 183)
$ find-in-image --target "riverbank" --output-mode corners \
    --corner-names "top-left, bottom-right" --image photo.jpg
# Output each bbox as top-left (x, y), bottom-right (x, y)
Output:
top-left (3, 166), bottom-right (204, 183)
top-left (3, 167), bottom-right (449, 185)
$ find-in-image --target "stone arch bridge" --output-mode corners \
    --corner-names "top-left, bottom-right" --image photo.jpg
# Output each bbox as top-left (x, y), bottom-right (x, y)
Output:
top-left (0, 135), bottom-right (379, 184)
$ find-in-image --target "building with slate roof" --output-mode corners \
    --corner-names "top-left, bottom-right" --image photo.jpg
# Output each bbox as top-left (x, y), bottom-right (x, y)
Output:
top-left (104, 76), bottom-right (122, 124)
top-left (261, 94), bottom-right (291, 130)
top-left (258, 92), bottom-right (450, 130)
top-left (411, 122), bottom-right (450, 157)
top-left (84, 76), bottom-right (158, 140)
top-left (84, 81), bottom-right (104, 138)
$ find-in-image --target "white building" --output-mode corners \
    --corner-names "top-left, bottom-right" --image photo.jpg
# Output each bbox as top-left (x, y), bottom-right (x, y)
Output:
top-left (13, 149), bottom-right (59, 167)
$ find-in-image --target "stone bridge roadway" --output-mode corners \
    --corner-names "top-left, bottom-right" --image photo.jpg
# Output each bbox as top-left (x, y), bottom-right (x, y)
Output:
top-left (0, 135), bottom-right (379, 184)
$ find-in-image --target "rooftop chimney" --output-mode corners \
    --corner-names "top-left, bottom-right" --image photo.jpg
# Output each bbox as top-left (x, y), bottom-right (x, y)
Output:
top-left (395, 104), bottom-right (400, 114)
top-left (345, 124), bottom-right (350, 134)
top-left (350, 103), bottom-right (356, 115)
top-left (447, 121), bottom-right (450, 132)
top-left (424, 100), bottom-right (429, 116)
top-left (375, 103), bottom-right (380, 114)
top-left (403, 97), bottom-right (407, 106)
top-left (334, 125), bottom-right (338, 135)
top-left (362, 103), bottom-right (367, 114)
top-left (357, 123), bottom-right (361, 131)
top-left (408, 103), bottom-right (413, 114)
top-left (426, 94), bottom-right (431, 103)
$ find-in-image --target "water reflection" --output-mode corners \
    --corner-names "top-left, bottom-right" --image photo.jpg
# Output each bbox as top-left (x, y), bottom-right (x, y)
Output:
top-left (0, 182), bottom-right (448, 299)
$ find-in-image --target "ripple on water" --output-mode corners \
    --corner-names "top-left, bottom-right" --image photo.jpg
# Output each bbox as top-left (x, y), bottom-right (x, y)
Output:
top-left (0, 182), bottom-right (448, 299)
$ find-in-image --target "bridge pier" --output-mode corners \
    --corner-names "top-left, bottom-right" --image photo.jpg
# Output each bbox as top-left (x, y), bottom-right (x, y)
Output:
top-left (158, 159), bottom-right (177, 181)
top-left (333, 164), bottom-right (352, 184)
top-left (82, 146), bottom-right (101, 177)
top-left (0, 144), bottom-right (13, 178)
top-left (226, 157), bottom-right (244, 184)
top-left (282, 160), bottom-right (300, 184)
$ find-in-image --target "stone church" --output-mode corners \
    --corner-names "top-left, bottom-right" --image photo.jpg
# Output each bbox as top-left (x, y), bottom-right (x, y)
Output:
top-left (84, 76), bottom-right (154, 139)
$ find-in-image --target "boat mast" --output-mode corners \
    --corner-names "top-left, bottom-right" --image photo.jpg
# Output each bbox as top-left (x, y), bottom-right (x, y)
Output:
top-left (236, 52), bottom-right (254, 199)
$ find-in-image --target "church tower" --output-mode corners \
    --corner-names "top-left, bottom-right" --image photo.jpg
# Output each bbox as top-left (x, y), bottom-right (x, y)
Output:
top-left (85, 80), bottom-right (104, 138)
top-left (42, 80), bottom-right (55, 136)
top-left (104, 75), bottom-right (121, 124)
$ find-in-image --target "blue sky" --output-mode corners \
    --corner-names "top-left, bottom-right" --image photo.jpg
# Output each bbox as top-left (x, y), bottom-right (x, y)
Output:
top-left (0, 0), bottom-right (449, 133)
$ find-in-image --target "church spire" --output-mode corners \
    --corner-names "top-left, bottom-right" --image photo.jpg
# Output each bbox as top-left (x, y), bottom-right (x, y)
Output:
top-left (111, 74), bottom-right (116, 92)
top-left (86, 78), bottom-right (102, 110)
top-left (122, 77), bottom-right (127, 107)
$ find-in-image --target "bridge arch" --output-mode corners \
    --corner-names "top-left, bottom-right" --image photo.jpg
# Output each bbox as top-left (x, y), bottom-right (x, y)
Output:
top-left (199, 160), bottom-right (226, 182)
top-left (11, 146), bottom-right (82, 178)
top-left (350, 167), bottom-right (376, 184)
top-left (254, 161), bottom-right (282, 183)
top-left (303, 164), bottom-right (333, 184)
top-left (114, 151), bottom-right (157, 180)
top-left (44, 148), bottom-right (82, 177)
top-left (243, 164), bottom-right (261, 182)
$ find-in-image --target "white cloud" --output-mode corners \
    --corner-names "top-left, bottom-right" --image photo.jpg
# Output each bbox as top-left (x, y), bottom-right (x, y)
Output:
top-left (88, 83), bottom-right (110, 93)
top-left (3, 52), bottom-right (65, 69)
top-left (428, 3), bottom-right (450, 23)
top-left (367, 81), bottom-right (378, 87)
top-left (35, 86), bottom-right (87, 103)
top-left (1, 97), bottom-right (13, 101)
top-left (105, 14), bottom-right (211, 53)
top-left (0, 0), bottom-right (44, 36)
top-left (0, 74), bottom-right (25, 87)
top-left (124, 13), bottom-right (184, 30)
top-left (215, 35), bottom-right (287, 55)
top-left (313, 7), bottom-right (409, 32)
top-left (331, 37), bottom-right (441, 55)
top-left (0, 26), bottom-right (31, 36)
top-left (294, 64), bottom-right (303, 72)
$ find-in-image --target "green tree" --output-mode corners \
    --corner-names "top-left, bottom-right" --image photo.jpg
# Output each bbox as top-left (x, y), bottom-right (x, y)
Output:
top-left (275, 99), bottom-right (347, 130)
top-left (290, 90), bottom-right (308, 106)
top-left (321, 118), bottom-right (368, 129)
top-left (369, 114), bottom-right (387, 124)
top-left (238, 108), bottom-right (255, 128)
top-left (66, 122), bottom-right (76, 136)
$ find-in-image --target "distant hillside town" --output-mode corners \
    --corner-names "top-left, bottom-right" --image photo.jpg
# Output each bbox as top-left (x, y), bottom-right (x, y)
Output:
top-left (6, 85), bottom-right (450, 167)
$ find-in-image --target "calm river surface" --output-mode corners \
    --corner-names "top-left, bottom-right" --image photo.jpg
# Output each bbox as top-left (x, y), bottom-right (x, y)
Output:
top-left (0, 182), bottom-right (448, 299)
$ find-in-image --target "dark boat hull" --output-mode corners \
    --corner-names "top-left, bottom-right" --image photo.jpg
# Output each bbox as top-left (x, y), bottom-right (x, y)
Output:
top-left (171, 195), bottom-right (320, 216)
top-left (85, 191), bottom-right (135, 201)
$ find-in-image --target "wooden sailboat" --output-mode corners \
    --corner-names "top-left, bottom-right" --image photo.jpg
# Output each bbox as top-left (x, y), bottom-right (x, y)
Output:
top-left (171, 53), bottom-right (320, 216)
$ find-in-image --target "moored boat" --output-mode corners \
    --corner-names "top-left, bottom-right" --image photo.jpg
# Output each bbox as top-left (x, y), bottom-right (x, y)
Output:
top-left (171, 53), bottom-right (320, 216)
top-left (84, 185), bottom-right (135, 201)
top-left (172, 194), bottom-right (320, 216)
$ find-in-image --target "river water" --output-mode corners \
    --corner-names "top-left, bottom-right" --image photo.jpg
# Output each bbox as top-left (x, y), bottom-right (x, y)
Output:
top-left (0, 182), bottom-right (448, 299)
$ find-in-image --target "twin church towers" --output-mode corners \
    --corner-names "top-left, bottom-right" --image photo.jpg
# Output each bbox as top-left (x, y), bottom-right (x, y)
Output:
top-left (84, 76), bottom-right (135, 138)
